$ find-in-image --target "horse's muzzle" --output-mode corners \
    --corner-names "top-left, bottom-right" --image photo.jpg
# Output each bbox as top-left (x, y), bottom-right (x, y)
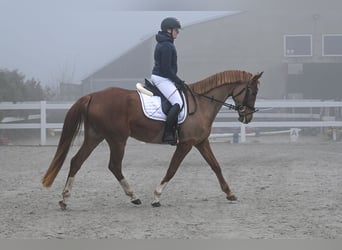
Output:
top-left (238, 113), bottom-right (253, 124)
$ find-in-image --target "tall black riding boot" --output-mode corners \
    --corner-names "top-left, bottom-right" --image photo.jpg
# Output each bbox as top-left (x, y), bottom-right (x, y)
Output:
top-left (162, 104), bottom-right (180, 145)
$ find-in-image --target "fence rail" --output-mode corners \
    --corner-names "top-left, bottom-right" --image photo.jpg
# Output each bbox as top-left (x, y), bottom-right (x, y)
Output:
top-left (1, 100), bottom-right (342, 145)
top-left (0, 102), bottom-right (71, 145)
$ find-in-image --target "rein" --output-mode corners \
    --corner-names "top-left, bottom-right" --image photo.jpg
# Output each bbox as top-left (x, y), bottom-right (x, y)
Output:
top-left (195, 93), bottom-right (240, 110)
top-left (185, 82), bottom-right (259, 116)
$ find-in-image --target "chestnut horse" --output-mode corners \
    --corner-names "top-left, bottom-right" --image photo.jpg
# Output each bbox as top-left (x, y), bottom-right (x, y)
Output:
top-left (42, 70), bottom-right (263, 209)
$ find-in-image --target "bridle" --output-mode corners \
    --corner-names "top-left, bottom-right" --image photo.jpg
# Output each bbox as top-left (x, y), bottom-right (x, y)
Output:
top-left (186, 81), bottom-right (259, 116)
top-left (231, 81), bottom-right (259, 115)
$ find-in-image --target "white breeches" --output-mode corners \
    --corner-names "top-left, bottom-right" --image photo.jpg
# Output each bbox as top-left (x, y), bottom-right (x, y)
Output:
top-left (151, 74), bottom-right (183, 106)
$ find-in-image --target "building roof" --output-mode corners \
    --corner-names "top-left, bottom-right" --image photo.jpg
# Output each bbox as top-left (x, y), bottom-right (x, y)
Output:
top-left (82, 12), bottom-right (240, 82)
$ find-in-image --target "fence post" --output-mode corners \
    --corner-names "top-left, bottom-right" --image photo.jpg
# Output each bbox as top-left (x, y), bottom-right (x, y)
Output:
top-left (240, 124), bottom-right (246, 143)
top-left (40, 101), bottom-right (47, 145)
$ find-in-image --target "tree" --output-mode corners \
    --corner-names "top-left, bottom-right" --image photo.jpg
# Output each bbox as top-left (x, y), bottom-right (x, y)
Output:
top-left (0, 69), bottom-right (46, 102)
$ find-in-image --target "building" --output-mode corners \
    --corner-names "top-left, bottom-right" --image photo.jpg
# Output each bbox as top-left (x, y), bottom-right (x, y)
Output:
top-left (79, 0), bottom-right (342, 100)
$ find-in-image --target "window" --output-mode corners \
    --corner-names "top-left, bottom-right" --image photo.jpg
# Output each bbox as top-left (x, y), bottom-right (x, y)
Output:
top-left (284, 35), bottom-right (312, 57)
top-left (323, 34), bottom-right (342, 56)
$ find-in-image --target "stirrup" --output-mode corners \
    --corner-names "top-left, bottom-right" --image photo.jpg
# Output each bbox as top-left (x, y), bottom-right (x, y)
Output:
top-left (162, 132), bottom-right (178, 145)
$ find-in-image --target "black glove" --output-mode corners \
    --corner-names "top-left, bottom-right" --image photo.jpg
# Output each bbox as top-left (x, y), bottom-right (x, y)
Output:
top-left (175, 80), bottom-right (187, 92)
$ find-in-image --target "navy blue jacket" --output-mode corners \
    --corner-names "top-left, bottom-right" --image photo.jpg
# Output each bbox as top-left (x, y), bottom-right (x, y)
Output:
top-left (152, 31), bottom-right (183, 85)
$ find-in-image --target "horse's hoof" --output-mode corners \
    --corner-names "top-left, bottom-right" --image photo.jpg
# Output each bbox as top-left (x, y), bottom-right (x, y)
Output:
top-left (151, 201), bottom-right (161, 207)
top-left (131, 198), bottom-right (142, 205)
top-left (59, 200), bottom-right (67, 210)
top-left (227, 195), bottom-right (237, 201)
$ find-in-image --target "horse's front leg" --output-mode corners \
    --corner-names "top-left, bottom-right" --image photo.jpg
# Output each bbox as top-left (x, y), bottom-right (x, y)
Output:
top-left (152, 142), bottom-right (193, 207)
top-left (195, 139), bottom-right (237, 201)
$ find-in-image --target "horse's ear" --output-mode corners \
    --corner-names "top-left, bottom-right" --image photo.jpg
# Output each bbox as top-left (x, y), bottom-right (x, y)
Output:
top-left (252, 71), bottom-right (263, 82)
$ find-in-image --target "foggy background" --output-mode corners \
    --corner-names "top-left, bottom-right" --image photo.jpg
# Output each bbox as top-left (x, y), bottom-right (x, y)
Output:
top-left (1, 0), bottom-right (341, 100)
top-left (0, 0), bottom-right (236, 86)
top-left (1, 0), bottom-right (342, 144)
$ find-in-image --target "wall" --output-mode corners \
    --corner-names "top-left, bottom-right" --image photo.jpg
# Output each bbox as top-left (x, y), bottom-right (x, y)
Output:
top-left (80, 0), bottom-right (342, 100)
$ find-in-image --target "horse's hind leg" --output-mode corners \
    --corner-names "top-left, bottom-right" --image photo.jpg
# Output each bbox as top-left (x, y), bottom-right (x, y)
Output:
top-left (59, 134), bottom-right (103, 210)
top-left (108, 141), bottom-right (141, 205)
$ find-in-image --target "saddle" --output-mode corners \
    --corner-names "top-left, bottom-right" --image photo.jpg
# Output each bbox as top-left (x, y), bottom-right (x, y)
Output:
top-left (137, 79), bottom-right (183, 115)
top-left (136, 79), bottom-right (187, 124)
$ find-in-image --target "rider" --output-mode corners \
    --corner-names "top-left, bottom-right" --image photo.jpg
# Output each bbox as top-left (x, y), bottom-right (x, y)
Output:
top-left (151, 17), bottom-right (186, 145)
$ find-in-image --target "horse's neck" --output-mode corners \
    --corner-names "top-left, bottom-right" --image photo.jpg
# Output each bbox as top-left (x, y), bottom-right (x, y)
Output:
top-left (200, 84), bottom-right (233, 119)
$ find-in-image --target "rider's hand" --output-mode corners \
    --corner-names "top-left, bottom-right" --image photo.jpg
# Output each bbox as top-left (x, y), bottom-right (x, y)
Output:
top-left (175, 81), bottom-right (187, 92)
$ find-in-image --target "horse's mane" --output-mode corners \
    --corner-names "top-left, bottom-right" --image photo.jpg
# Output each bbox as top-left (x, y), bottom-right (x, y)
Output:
top-left (189, 70), bottom-right (252, 94)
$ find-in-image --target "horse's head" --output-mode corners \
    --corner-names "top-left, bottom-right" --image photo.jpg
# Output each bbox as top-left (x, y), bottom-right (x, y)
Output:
top-left (232, 72), bottom-right (263, 124)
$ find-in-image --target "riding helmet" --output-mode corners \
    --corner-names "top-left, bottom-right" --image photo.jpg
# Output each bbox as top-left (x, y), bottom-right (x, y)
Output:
top-left (161, 17), bottom-right (181, 31)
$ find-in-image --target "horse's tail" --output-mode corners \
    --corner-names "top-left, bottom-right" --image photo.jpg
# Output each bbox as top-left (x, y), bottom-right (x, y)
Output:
top-left (42, 95), bottom-right (92, 187)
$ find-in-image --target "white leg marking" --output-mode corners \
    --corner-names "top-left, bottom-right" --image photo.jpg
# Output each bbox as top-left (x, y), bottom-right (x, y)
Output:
top-left (153, 182), bottom-right (168, 204)
top-left (120, 178), bottom-right (138, 201)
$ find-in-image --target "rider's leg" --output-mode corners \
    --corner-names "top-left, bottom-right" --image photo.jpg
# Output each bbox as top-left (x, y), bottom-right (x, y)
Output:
top-left (151, 75), bottom-right (183, 144)
top-left (162, 103), bottom-right (180, 144)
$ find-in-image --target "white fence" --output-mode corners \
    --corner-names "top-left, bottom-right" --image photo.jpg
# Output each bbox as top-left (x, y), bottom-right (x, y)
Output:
top-left (212, 99), bottom-right (342, 142)
top-left (1, 100), bottom-right (342, 145)
top-left (0, 101), bottom-right (71, 145)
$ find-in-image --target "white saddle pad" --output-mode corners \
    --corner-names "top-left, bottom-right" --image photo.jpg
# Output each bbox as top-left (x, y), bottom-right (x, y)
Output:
top-left (137, 90), bottom-right (187, 124)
